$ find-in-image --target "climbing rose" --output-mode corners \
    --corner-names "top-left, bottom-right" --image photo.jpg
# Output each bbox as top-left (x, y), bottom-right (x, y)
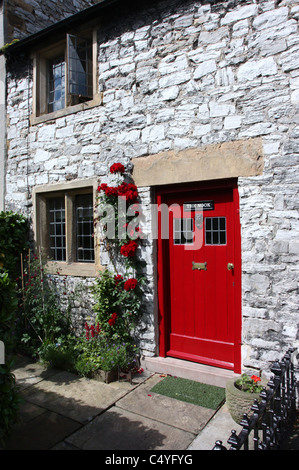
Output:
top-left (124, 278), bottom-right (138, 291)
top-left (108, 312), bottom-right (117, 326)
top-left (114, 274), bottom-right (123, 285)
top-left (110, 163), bottom-right (125, 174)
top-left (120, 240), bottom-right (138, 258)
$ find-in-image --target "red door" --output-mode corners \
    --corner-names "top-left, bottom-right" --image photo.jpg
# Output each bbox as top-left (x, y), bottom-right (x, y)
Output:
top-left (157, 181), bottom-right (241, 373)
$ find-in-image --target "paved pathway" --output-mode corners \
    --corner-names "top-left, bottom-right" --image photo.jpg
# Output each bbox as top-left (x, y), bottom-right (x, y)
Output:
top-left (4, 356), bottom-right (298, 451)
top-left (4, 356), bottom-right (226, 451)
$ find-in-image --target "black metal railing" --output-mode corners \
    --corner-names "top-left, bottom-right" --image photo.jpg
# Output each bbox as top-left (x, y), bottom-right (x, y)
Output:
top-left (213, 349), bottom-right (298, 450)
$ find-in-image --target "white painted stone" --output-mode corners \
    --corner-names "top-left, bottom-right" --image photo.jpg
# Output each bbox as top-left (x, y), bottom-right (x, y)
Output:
top-left (160, 86), bottom-right (179, 101)
top-left (142, 125), bottom-right (165, 143)
top-left (34, 149), bottom-right (50, 163)
top-left (221, 4), bottom-right (258, 25)
top-left (209, 101), bottom-right (235, 117)
top-left (194, 59), bottom-right (216, 79)
top-left (224, 115), bottom-right (242, 129)
top-left (237, 57), bottom-right (277, 82)
top-left (253, 7), bottom-right (289, 30)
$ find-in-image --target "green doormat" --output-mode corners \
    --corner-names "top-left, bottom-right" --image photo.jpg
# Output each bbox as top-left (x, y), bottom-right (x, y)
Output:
top-left (150, 376), bottom-right (225, 410)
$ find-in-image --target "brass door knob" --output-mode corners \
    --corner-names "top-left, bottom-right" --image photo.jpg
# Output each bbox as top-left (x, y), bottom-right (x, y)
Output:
top-left (227, 263), bottom-right (234, 271)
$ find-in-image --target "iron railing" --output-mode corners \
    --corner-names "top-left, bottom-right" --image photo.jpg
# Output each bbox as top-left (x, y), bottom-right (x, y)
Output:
top-left (213, 349), bottom-right (298, 450)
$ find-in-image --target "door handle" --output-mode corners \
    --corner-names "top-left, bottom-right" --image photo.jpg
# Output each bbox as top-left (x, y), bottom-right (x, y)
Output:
top-left (192, 261), bottom-right (207, 271)
top-left (227, 263), bottom-right (234, 271)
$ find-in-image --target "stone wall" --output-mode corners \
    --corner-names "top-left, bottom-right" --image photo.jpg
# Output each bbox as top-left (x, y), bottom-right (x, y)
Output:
top-left (4, 0), bottom-right (101, 41)
top-left (4, 0), bottom-right (299, 370)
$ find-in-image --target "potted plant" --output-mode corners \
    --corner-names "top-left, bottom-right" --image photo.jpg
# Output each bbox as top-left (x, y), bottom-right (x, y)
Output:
top-left (225, 373), bottom-right (265, 424)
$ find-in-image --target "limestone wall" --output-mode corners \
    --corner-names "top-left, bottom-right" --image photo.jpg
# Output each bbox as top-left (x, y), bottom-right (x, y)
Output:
top-left (4, 0), bottom-right (299, 369)
top-left (4, 0), bottom-right (101, 41)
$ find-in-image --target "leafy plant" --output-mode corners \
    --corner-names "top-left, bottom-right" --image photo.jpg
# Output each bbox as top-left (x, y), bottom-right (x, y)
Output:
top-left (0, 211), bottom-right (29, 279)
top-left (0, 270), bottom-right (22, 447)
top-left (15, 252), bottom-right (71, 358)
top-left (235, 373), bottom-right (264, 394)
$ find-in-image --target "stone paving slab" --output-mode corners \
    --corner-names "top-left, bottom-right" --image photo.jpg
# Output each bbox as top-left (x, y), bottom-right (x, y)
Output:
top-left (11, 355), bottom-right (59, 390)
top-left (21, 370), bottom-right (136, 424)
top-left (64, 406), bottom-right (196, 450)
top-left (116, 374), bottom-right (216, 435)
top-left (5, 408), bottom-right (82, 450)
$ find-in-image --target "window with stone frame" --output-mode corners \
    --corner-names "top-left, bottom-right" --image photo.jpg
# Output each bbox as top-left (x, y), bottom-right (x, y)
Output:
top-left (32, 29), bottom-right (100, 121)
top-left (34, 182), bottom-right (98, 276)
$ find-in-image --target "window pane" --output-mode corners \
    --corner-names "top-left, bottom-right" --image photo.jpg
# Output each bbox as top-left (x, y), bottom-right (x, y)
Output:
top-left (76, 194), bottom-right (94, 262)
top-left (205, 217), bottom-right (226, 245)
top-left (49, 197), bottom-right (66, 261)
top-left (173, 218), bottom-right (193, 245)
top-left (48, 56), bottom-right (65, 113)
top-left (67, 34), bottom-right (93, 100)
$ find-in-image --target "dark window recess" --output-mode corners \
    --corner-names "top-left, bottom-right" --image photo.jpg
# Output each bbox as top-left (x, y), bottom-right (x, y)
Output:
top-left (173, 218), bottom-right (193, 245)
top-left (76, 194), bottom-right (94, 262)
top-left (205, 217), bottom-right (226, 245)
top-left (67, 34), bottom-right (93, 106)
top-left (49, 197), bottom-right (66, 261)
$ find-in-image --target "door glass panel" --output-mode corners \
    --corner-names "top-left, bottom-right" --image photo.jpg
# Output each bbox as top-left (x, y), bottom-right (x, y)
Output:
top-left (205, 217), bottom-right (226, 245)
top-left (173, 218), bottom-right (193, 245)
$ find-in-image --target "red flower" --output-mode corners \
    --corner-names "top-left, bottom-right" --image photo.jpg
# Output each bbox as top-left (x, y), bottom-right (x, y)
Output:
top-left (105, 186), bottom-right (119, 197)
top-left (110, 163), bottom-right (125, 174)
top-left (120, 240), bottom-right (138, 258)
top-left (96, 322), bottom-right (101, 334)
top-left (251, 375), bottom-right (261, 383)
top-left (114, 274), bottom-right (123, 285)
top-left (108, 312), bottom-right (117, 326)
top-left (124, 278), bottom-right (138, 291)
top-left (117, 182), bottom-right (138, 203)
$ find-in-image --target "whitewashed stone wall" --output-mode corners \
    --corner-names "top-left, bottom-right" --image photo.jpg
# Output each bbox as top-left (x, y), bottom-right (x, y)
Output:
top-left (5, 0), bottom-right (299, 370)
top-left (5, 0), bottom-right (101, 41)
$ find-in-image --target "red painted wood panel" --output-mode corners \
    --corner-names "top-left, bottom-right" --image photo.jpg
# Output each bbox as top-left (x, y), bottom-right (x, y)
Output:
top-left (157, 181), bottom-right (241, 373)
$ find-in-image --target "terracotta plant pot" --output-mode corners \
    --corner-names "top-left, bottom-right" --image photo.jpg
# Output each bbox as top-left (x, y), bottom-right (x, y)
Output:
top-left (225, 377), bottom-right (263, 425)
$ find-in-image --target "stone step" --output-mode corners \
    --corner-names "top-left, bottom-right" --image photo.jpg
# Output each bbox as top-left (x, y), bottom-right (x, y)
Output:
top-left (142, 356), bottom-right (237, 389)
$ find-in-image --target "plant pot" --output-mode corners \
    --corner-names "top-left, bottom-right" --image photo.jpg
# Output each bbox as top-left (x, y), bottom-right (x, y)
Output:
top-left (92, 369), bottom-right (118, 384)
top-left (225, 377), bottom-right (263, 425)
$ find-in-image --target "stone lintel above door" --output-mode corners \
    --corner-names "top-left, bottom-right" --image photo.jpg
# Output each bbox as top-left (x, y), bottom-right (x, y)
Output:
top-left (132, 137), bottom-right (264, 187)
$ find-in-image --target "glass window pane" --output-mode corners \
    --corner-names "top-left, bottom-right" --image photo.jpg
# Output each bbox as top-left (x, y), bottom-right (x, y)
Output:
top-left (67, 34), bottom-right (93, 100)
top-left (49, 197), bottom-right (66, 261)
top-left (205, 217), bottom-right (226, 245)
top-left (75, 194), bottom-right (94, 262)
top-left (48, 55), bottom-right (65, 113)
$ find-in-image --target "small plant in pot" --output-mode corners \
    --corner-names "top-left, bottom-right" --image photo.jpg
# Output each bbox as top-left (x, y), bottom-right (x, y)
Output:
top-left (225, 373), bottom-right (265, 425)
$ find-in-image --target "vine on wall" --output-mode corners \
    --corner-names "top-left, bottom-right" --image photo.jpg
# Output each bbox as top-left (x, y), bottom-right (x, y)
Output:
top-left (92, 163), bottom-right (146, 363)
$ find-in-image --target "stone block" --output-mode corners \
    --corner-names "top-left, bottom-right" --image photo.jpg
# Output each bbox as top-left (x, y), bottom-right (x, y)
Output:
top-left (237, 57), bottom-right (277, 82)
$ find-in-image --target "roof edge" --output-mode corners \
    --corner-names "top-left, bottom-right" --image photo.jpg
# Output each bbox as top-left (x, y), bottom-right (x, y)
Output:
top-left (1, 0), bottom-right (119, 55)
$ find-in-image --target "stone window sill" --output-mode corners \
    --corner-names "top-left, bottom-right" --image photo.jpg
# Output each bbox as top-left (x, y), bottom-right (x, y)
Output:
top-left (47, 261), bottom-right (99, 277)
top-left (30, 93), bottom-right (103, 126)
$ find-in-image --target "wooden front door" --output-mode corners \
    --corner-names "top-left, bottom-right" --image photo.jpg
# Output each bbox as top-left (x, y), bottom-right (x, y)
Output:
top-left (157, 181), bottom-right (241, 373)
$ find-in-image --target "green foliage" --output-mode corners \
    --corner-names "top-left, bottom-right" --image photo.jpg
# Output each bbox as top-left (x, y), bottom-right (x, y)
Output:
top-left (0, 211), bottom-right (29, 279)
top-left (235, 373), bottom-right (263, 394)
top-left (72, 326), bottom-right (139, 376)
top-left (92, 269), bottom-right (144, 345)
top-left (15, 253), bottom-right (72, 358)
top-left (0, 271), bottom-right (22, 447)
top-left (38, 336), bottom-right (77, 372)
top-left (0, 360), bottom-right (23, 448)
